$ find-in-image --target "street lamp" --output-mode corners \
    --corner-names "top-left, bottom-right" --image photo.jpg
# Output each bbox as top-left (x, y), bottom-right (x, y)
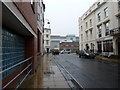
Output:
top-left (44, 19), bottom-right (50, 29)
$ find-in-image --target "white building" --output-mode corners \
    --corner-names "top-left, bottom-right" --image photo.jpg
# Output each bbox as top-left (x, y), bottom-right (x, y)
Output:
top-left (79, 0), bottom-right (120, 56)
top-left (50, 34), bottom-right (79, 50)
top-left (44, 28), bottom-right (51, 53)
top-left (51, 35), bottom-right (60, 50)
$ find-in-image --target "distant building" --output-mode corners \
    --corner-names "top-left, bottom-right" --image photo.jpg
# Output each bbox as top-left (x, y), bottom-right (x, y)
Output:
top-left (66, 34), bottom-right (76, 42)
top-left (60, 42), bottom-right (79, 53)
top-left (79, 0), bottom-right (120, 56)
top-left (60, 34), bottom-right (79, 43)
top-left (50, 34), bottom-right (79, 52)
top-left (44, 28), bottom-right (51, 53)
top-left (51, 35), bottom-right (60, 50)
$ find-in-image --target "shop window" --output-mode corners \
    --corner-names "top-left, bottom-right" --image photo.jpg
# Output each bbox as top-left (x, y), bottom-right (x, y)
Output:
top-left (97, 41), bottom-right (102, 53)
top-left (103, 40), bottom-right (113, 52)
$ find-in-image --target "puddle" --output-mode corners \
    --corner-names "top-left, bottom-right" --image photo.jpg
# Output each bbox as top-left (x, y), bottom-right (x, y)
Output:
top-left (44, 72), bottom-right (55, 74)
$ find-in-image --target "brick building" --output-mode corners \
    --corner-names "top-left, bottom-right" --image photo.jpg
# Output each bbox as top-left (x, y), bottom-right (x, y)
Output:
top-left (1, 0), bottom-right (45, 88)
top-left (60, 42), bottom-right (79, 53)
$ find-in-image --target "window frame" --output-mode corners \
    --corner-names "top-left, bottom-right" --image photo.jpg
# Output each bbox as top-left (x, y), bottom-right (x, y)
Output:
top-left (98, 25), bottom-right (102, 37)
top-left (104, 22), bottom-right (109, 36)
top-left (104, 7), bottom-right (108, 18)
top-left (97, 12), bottom-right (101, 22)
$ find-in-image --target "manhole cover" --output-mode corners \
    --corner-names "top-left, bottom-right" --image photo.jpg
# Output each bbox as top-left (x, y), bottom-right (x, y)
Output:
top-left (44, 72), bottom-right (55, 74)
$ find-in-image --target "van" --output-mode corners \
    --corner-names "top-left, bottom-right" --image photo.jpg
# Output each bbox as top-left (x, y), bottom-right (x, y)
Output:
top-left (60, 49), bottom-right (71, 54)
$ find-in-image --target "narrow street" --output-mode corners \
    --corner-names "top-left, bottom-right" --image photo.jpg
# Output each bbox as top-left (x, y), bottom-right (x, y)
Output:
top-left (53, 54), bottom-right (119, 88)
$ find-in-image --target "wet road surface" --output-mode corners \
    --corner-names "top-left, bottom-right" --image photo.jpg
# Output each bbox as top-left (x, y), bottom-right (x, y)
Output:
top-left (54, 54), bottom-right (119, 88)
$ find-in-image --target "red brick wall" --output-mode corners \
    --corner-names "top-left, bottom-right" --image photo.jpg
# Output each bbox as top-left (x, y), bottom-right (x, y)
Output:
top-left (14, 2), bottom-right (37, 34)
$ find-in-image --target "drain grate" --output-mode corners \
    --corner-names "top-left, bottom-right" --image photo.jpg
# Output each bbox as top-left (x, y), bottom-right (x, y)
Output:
top-left (44, 72), bottom-right (55, 74)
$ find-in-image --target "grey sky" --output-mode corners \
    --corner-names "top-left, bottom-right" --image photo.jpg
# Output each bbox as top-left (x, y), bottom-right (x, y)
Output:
top-left (44, 0), bottom-right (96, 36)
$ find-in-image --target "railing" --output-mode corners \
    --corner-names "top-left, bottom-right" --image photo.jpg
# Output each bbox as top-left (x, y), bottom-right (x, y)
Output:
top-left (0, 56), bottom-right (33, 89)
top-left (110, 27), bottom-right (120, 35)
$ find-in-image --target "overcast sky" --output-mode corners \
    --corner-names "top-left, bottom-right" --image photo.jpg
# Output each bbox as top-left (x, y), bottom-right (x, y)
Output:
top-left (44, 0), bottom-right (96, 36)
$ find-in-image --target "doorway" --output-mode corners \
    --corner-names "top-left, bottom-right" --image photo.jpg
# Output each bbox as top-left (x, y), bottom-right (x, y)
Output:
top-left (47, 48), bottom-right (49, 53)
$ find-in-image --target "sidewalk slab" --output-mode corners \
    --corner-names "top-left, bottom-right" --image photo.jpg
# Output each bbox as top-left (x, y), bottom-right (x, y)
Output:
top-left (21, 54), bottom-right (70, 89)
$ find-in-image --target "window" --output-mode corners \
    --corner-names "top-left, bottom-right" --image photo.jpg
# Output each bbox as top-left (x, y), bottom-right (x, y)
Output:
top-left (66, 45), bottom-right (68, 47)
top-left (97, 41), bottom-right (102, 53)
top-left (46, 40), bottom-right (49, 45)
top-left (90, 19), bottom-right (92, 27)
top-left (118, 0), bottom-right (120, 8)
top-left (81, 44), bottom-right (83, 50)
top-left (81, 26), bottom-right (83, 31)
top-left (86, 22), bottom-right (88, 29)
top-left (103, 40), bottom-right (113, 52)
top-left (98, 25), bottom-right (102, 37)
top-left (86, 31), bottom-right (88, 40)
top-left (97, 12), bottom-right (101, 22)
top-left (81, 34), bottom-right (83, 41)
top-left (46, 34), bottom-right (49, 38)
top-left (104, 7), bottom-right (108, 18)
top-left (90, 30), bottom-right (92, 39)
top-left (104, 22), bottom-right (109, 36)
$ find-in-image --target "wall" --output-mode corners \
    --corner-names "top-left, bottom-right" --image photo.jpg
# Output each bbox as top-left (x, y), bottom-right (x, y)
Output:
top-left (14, 2), bottom-right (37, 34)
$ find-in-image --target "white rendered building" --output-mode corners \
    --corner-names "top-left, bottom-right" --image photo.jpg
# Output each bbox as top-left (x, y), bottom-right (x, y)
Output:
top-left (44, 28), bottom-right (51, 53)
top-left (79, 0), bottom-right (120, 56)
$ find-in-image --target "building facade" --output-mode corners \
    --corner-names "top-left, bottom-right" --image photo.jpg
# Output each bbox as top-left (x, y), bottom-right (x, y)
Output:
top-left (60, 35), bottom-right (79, 43)
top-left (37, 0), bottom-right (45, 55)
top-left (51, 35), bottom-right (60, 50)
top-left (44, 28), bottom-right (51, 53)
top-left (1, 0), bottom-right (45, 88)
top-left (79, 0), bottom-right (120, 56)
top-left (60, 42), bottom-right (79, 53)
top-left (50, 35), bottom-right (79, 52)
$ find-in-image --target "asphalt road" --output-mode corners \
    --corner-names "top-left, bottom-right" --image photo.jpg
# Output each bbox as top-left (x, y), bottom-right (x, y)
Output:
top-left (53, 54), bottom-right (119, 88)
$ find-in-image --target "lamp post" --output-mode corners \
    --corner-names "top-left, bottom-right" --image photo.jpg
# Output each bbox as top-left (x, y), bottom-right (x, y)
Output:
top-left (44, 19), bottom-right (50, 29)
top-left (44, 19), bottom-right (51, 54)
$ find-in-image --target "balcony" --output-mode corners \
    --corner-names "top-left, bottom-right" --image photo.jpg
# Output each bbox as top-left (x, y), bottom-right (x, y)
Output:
top-left (110, 27), bottom-right (120, 36)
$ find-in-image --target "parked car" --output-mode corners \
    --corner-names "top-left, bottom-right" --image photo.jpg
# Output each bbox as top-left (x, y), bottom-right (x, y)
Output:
top-left (60, 49), bottom-right (71, 54)
top-left (52, 49), bottom-right (60, 55)
top-left (79, 50), bottom-right (95, 59)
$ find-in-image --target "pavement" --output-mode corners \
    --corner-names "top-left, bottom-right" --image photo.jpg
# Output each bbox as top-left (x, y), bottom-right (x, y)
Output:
top-left (95, 55), bottom-right (120, 63)
top-left (21, 54), bottom-right (70, 89)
